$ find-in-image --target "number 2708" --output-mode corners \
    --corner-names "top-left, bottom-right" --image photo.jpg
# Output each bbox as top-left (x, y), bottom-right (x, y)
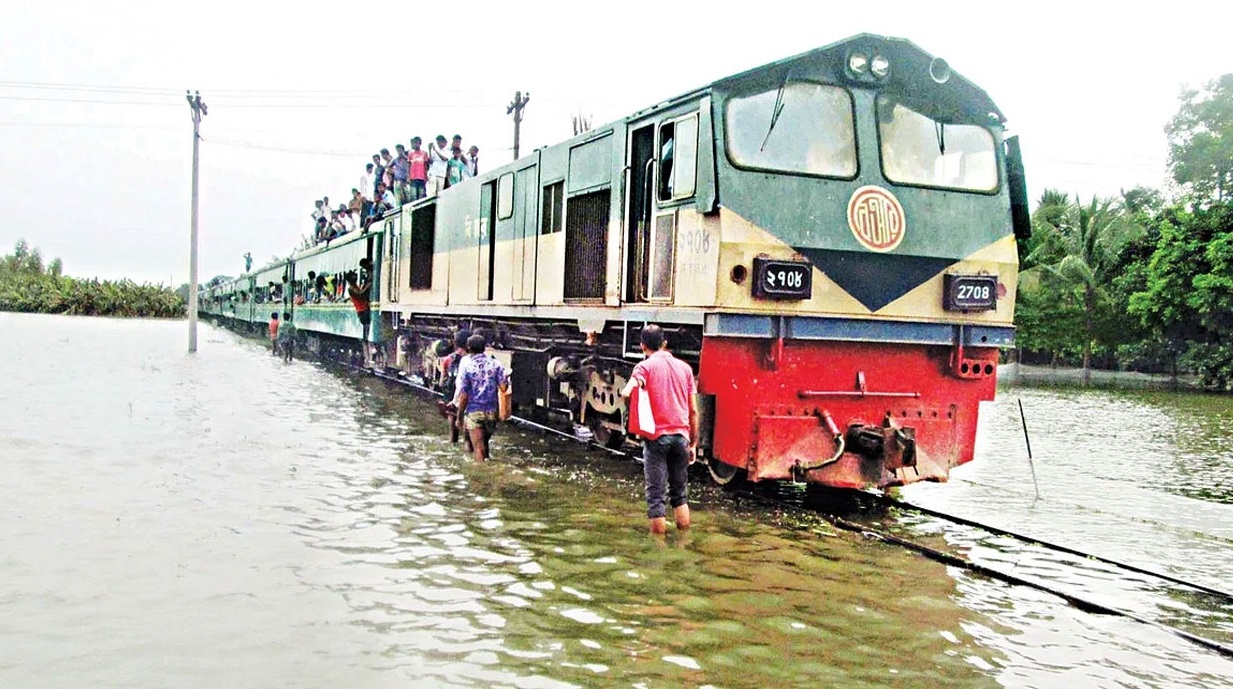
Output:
top-left (956, 283), bottom-right (992, 301)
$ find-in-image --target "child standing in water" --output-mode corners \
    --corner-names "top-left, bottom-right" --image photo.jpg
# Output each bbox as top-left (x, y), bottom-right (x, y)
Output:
top-left (268, 312), bottom-right (280, 355)
top-left (278, 312), bottom-right (296, 362)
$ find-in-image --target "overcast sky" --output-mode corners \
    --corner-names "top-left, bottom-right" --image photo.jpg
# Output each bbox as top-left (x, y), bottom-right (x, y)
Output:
top-left (1, 0), bottom-right (1228, 285)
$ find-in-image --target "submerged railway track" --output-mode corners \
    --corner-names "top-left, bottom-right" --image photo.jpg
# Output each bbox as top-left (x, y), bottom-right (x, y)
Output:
top-left (349, 361), bottom-right (1233, 660)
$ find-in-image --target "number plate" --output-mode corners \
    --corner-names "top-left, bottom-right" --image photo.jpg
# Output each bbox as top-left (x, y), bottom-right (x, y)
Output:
top-left (752, 258), bottom-right (812, 300)
top-left (943, 274), bottom-right (998, 311)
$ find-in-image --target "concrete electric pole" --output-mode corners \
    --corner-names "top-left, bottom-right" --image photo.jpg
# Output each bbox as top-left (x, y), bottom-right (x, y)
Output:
top-left (186, 90), bottom-right (207, 353)
top-left (507, 91), bottom-right (530, 160)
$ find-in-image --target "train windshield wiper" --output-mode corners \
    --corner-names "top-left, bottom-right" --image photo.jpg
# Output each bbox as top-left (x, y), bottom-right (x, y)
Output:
top-left (759, 71), bottom-right (792, 152)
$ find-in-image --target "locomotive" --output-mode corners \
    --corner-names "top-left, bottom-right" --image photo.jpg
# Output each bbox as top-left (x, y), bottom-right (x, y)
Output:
top-left (202, 33), bottom-right (1029, 490)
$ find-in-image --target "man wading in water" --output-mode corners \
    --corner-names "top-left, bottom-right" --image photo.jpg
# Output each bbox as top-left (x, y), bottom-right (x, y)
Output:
top-left (621, 324), bottom-right (698, 535)
top-left (455, 334), bottom-right (509, 462)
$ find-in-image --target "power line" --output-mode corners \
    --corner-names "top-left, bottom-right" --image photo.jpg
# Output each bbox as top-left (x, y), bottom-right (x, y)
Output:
top-left (0, 79), bottom-right (494, 98)
top-left (0, 121), bottom-right (179, 130)
top-left (0, 93), bottom-right (496, 110)
top-left (203, 137), bottom-right (367, 157)
top-left (0, 95), bottom-right (180, 107)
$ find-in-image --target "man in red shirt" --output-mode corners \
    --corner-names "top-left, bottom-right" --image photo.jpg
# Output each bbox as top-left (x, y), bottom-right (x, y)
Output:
top-left (620, 324), bottom-right (699, 535)
top-left (407, 137), bottom-right (430, 201)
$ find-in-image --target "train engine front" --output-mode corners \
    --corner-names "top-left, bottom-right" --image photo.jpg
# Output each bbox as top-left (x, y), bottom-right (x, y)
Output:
top-left (695, 35), bottom-right (1029, 488)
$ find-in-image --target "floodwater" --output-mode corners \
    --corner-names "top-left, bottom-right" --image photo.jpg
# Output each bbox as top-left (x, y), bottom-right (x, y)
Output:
top-left (2, 313), bottom-right (1232, 689)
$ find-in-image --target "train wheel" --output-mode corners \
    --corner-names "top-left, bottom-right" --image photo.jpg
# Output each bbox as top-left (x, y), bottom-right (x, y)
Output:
top-left (585, 404), bottom-right (627, 450)
top-left (707, 457), bottom-right (745, 486)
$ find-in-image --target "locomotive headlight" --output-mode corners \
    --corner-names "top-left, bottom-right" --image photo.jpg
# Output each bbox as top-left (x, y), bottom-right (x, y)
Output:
top-left (870, 54), bottom-right (890, 78)
top-left (847, 52), bottom-right (869, 75)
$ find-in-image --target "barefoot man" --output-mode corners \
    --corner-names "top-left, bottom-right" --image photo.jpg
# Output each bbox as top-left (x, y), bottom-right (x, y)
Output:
top-left (620, 324), bottom-right (698, 535)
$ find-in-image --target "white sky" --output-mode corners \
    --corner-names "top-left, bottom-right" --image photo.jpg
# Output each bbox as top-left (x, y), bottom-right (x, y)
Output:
top-left (1, 0), bottom-right (1228, 285)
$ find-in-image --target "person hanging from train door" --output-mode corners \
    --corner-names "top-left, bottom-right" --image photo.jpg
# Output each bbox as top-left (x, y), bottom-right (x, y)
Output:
top-left (620, 324), bottom-right (698, 536)
top-left (455, 333), bottom-right (509, 462)
top-left (345, 259), bottom-right (373, 365)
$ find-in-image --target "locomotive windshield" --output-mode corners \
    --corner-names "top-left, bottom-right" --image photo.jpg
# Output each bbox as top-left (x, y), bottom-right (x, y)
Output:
top-left (877, 95), bottom-right (998, 192)
top-left (725, 82), bottom-right (857, 178)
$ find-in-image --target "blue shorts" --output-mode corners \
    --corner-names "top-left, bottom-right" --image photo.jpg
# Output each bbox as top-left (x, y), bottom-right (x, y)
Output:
top-left (643, 434), bottom-right (690, 519)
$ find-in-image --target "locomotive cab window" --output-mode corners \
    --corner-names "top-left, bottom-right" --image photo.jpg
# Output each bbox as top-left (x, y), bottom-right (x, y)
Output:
top-left (726, 82), bottom-right (856, 177)
top-left (877, 96), bottom-right (998, 192)
top-left (658, 114), bottom-right (698, 201)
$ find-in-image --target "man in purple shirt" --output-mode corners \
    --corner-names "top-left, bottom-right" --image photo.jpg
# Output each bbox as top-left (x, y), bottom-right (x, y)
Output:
top-left (620, 324), bottom-right (699, 535)
top-left (456, 334), bottom-right (509, 462)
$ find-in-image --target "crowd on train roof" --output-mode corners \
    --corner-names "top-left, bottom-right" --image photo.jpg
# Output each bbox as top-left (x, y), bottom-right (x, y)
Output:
top-left (310, 134), bottom-right (479, 246)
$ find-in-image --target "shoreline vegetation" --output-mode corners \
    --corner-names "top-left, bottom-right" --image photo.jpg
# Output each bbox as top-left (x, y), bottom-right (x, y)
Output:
top-left (1013, 74), bottom-right (1233, 393)
top-left (0, 240), bottom-right (184, 319)
top-left (1000, 363), bottom-right (1202, 392)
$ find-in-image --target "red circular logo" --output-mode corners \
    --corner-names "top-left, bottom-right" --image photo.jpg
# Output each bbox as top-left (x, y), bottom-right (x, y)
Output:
top-left (847, 186), bottom-right (906, 252)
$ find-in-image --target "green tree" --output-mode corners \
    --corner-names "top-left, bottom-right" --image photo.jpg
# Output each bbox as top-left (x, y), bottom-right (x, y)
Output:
top-left (1021, 195), bottom-right (1142, 382)
top-left (1167, 74), bottom-right (1233, 203)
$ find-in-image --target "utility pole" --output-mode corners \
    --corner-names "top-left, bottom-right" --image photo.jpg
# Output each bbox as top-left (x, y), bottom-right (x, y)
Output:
top-left (506, 90), bottom-right (530, 160)
top-left (186, 90), bottom-right (207, 353)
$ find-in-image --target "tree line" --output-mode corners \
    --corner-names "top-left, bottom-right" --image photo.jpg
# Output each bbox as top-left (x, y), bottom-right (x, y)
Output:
top-left (0, 240), bottom-right (184, 318)
top-left (1015, 74), bottom-right (1233, 390)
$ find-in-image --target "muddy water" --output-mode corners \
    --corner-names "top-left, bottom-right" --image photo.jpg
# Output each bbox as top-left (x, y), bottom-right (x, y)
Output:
top-left (2, 312), bottom-right (1232, 688)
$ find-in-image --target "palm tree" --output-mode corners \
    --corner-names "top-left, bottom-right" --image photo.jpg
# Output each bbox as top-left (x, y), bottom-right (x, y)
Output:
top-left (1036, 195), bottom-right (1141, 383)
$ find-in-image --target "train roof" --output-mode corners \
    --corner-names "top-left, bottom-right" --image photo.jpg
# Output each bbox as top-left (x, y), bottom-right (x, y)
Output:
top-left (292, 227), bottom-right (371, 261)
top-left (525, 33), bottom-right (1005, 171)
top-left (630, 33), bottom-right (1002, 126)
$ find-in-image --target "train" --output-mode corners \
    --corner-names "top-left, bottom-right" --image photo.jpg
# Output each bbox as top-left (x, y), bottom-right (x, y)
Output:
top-left (201, 33), bottom-right (1029, 491)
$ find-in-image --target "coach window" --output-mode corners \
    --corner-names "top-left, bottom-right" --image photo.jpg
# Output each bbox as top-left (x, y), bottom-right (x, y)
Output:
top-left (498, 173), bottom-right (514, 220)
top-left (541, 181), bottom-right (564, 234)
top-left (877, 95), bottom-right (997, 192)
top-left (726, 82), bottom-right (856, 177)
top-left (658, 113), bottom-right (698, 202)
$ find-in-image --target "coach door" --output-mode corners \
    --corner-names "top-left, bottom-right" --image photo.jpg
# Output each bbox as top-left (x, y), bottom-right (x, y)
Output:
top-left (625, 114), bottom-right (696, 303)
top-left (512, 164), bottom-right (539, 301)
top-left (384, 215), bottom-right (401, 303)
top-left (480, 181), bottom-right (500, 301)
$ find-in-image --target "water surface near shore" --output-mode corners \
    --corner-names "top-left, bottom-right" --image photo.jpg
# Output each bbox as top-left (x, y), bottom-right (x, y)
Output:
top-left (2, 313), bottom-right (1231, 688)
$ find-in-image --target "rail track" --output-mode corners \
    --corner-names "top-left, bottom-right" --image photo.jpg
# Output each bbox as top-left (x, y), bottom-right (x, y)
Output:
top-left (352, 362), bottom-right (1233, 659)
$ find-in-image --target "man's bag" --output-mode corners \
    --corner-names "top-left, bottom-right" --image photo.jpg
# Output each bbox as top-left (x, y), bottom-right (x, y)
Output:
top-left (498, 385), bottom-right (513, 421)
top-left (628, 386), bottom-right (657, 439)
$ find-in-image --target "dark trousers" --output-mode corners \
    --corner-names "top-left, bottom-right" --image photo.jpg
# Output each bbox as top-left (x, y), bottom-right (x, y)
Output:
top-left (643, 433), bottom-right (690, 518)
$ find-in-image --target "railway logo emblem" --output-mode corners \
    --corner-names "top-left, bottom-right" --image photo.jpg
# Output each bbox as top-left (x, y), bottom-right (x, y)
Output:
top-left (847, 186), bottom-right (906, 252)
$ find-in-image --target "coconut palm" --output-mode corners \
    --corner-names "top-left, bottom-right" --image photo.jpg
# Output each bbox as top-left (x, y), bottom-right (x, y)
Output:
top-left (1034, 195), bottom-right (1142, 383)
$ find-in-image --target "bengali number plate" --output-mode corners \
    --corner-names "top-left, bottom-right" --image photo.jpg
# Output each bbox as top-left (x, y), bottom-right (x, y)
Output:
top-left (752, 258), bottom-right (812, 300)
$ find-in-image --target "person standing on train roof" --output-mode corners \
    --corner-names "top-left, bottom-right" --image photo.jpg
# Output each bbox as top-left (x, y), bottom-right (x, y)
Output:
top-left (455, 333), bottom-right (509, 462)
top-left (392, 143), bottom-right (410, 206)
top-left (361, 164), bottom-right (375, 202)
top-left (408, 137), bottom-right (429, 201)
top-left (427, 135), bottom-right (450, 197)
top-left (447, 147), bottom-right (467, 188)
top-left (466, 146), bottom-right (479, 178)
top-left (620, 324), bottom-right (698, 535)
top-left (370, 154), bottom-right (384, 197)
top-left (267, 312), bottom-right (280, 355)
